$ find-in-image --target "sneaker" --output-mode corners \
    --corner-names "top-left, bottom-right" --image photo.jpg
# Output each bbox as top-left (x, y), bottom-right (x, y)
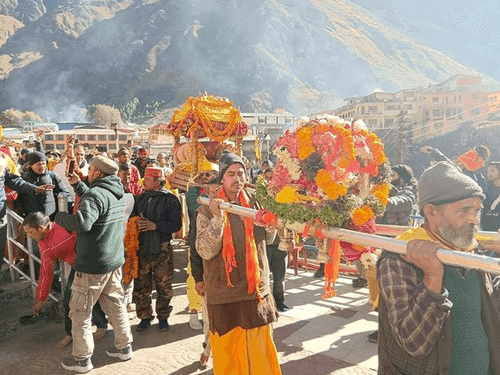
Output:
top-left (277, 304), bottom-right (290, 312)
top-left (159, 319), bottom-right (170, 332)
top-left (61, 356), bottom-right (93, 373)
top-left (136, 318), bottom-right (151, 332)
top-left (106, 345), bottom-right (133, 361)
top-left (352, 277), bottom-right (368, 288)
top-left (368, 330), bottom-right (378, 343)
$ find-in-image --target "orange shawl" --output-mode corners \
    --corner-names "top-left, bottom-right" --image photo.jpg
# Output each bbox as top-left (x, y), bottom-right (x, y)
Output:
top-left (217, 188), bottom-right (261, 299)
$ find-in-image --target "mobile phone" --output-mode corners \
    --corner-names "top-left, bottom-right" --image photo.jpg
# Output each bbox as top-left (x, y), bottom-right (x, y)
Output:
top-left (67, 160), bottom-right (76, 176)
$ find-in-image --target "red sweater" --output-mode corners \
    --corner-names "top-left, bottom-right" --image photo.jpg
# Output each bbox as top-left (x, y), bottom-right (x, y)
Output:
top-left (37, 223), bottom-right (75, 301)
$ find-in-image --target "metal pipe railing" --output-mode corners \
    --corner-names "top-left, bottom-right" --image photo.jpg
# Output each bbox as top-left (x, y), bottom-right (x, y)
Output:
top-left (198, 196), bottom-right (500, 275)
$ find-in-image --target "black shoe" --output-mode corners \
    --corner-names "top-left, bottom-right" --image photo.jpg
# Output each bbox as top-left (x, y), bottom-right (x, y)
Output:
top-left (368, 330), bottom-right (378, 343)
top-left (136, 318), bottom-right (151, 332)
top-left (352, 277), bottom-right (368, 288)
top-left (313, 263), bottom-right (325, 278)
top-left (159, 319), bottom-right (170, 332)
top-left (277, 304), bottom-right (290, 312)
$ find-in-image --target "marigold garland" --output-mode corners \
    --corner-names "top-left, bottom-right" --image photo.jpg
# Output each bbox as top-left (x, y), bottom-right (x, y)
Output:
top-left (123, 216), bottom-right (140, 284)
top-left (352, 205), bottom-right (375, 226)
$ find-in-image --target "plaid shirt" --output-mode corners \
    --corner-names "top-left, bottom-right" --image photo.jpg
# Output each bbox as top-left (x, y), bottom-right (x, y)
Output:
top-left (378, 256), bottom-right (452, 356)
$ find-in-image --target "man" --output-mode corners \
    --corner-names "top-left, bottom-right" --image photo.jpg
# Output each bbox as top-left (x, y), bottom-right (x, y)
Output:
top-left (118, 163), bottom-right (142, 196)
top-left (0, 153), bottom-right (53, 289)
top-left (55, 155), bottom-right (133, 373)
top-left (117, 147), bottom-right (140, 186)
top-left (23, 212), bottom-right (108, 349)
top-left (263, 167), bottom-right (289, 312)
top-left (481, 162), bottom-right (500, 232)
top-left (377, 161), bottom-right (500, 374)
top-left (133, 147), bottom-right (149, 178)
top-left (185, 162), bottom-right (219, 330)
top-left (196, 152), bottom-right (281, 375)
top-left (133, 167), bottom-right (182, 332)
top-left (156, 152), bottom-right (172, 175)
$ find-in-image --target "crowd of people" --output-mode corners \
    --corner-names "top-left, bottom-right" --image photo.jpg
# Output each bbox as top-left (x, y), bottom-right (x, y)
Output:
top-left (2, 133), bottom-right (500, 374)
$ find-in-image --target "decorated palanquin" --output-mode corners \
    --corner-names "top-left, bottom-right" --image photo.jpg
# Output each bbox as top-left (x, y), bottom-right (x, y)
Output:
top-left (164, 94), bottom-right (248, 190)
top-left (256, 115), bottom-right (391, 300)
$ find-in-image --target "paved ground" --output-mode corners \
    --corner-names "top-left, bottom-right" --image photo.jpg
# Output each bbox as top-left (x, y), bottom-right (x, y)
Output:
top-left (0, 240), bottom-right (379, 375)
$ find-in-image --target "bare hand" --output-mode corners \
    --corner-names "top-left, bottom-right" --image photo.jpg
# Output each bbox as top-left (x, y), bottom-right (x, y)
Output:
top-left (32, 300), bottom-right (44, 315)
top-left (138, 218), bottom-right (156, 232)
top-left (35, 184), bottom-right (55, 194)
top-left (404, 239), bottom-right (444, 294)
top-left (67, 172), bottom-right (80, 185)
top-left (195, 281), bottom-right (205, 296)
top-left (208, 198), bottom-right (223, 217)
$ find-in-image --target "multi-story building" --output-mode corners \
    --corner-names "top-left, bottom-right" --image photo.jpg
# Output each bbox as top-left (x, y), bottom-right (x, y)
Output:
top-left (330, 75), bottom-right (490, 143)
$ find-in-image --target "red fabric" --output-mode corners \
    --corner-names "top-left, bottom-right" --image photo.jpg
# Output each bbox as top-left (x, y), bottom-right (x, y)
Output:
top-left (130, 165), bottom-right (140, 184)
top-left (36, 223), bottom-right (75, 301)
top-left (126, 181), bottom-right (143, 196)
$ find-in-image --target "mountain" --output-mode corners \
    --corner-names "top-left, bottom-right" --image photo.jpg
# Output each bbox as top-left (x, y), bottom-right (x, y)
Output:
top-left (0, 0), bottom-right (499, 120)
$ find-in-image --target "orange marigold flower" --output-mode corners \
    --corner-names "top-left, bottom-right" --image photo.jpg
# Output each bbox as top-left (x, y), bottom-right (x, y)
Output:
top-left (352, 205), bottom-right (375, 226)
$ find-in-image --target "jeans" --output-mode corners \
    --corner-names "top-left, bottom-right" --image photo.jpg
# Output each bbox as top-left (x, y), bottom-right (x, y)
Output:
top-left (266, 244), bottom-right (288, 306)
top-left (69, 268), bottom-right (132, 360)
top-left (63, 269), bottom-right (109, 336)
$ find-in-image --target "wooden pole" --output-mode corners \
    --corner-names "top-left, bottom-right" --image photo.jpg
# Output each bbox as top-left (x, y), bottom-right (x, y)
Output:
top-left (197, 196), bottom-right (500, 275)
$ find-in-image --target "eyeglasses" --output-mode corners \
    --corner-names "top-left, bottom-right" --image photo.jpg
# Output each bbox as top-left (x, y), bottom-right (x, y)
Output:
top-left (202, 172), bottom-right (213, 178)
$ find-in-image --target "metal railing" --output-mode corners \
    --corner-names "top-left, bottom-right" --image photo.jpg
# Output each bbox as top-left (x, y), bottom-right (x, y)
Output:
top-left (2, 206), bottom-right (65, 303)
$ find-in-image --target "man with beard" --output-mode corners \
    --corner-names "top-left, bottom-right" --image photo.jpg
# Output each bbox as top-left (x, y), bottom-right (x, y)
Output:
top-left (377, 161), bottom-right (500, 375)
top-left (133, 147), bottom-right (149, 178)
top-left (481, 162), bottom-right (500, 232)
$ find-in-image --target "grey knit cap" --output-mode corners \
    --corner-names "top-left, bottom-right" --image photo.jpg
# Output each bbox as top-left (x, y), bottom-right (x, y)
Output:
top-left (218, 151), bottom-right (246, 181)
top-left (418, 161), bottom-right (485, 210)
top-left (91, 155), bottom-right (119, 175)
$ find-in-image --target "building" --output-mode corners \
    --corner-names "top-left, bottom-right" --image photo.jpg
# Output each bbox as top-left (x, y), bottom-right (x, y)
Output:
top-left (331, 75), bottom-right (490, 143)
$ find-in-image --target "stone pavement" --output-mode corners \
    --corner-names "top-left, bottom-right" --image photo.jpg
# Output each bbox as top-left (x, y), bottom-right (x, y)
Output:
top-left (0, 240), bottom-right (378, 375)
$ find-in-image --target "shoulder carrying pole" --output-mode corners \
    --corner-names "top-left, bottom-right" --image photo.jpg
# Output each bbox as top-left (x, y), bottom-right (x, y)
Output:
top-left (198, 196), bottom-right (500, 275)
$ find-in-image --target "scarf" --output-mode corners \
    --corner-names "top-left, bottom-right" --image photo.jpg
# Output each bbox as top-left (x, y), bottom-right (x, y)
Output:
top-left (217, 188), bottom-right (261, 299)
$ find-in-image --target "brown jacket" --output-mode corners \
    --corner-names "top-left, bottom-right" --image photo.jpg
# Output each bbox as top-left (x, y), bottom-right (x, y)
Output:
top-left (196, 192), bottom-right (272, 305)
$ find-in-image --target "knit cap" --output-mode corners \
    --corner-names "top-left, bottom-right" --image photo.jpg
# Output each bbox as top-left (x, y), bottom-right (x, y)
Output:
top-left (28, 151), bottom-right (46, 165)
top-left (392, 164), bottom-right (412, 184)
top-left (91, 155), bottom-right (119, 175)
top-left (218, 151), bottom-right (246, 181)
top-left (418, 161), bottom-right (485, 210)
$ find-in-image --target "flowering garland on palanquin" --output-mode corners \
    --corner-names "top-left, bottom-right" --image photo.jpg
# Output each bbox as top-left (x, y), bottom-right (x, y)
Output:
top-left (256, 115), bottom-right (391, 231)
top-left (123, 216), bottom-right (140, 284)
top-left (165, 94), bottom-right (248, 142)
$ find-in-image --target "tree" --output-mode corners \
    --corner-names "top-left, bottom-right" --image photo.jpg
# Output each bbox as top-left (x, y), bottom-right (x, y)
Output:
top-left (0, 108), bottom-right (44, 127)
top-left (87, 104), bottom-right (122, 127)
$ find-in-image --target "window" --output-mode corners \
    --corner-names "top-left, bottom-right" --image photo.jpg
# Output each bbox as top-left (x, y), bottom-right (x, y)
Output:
top-left (118, 135), bottom-right (127, 140)
top-left (445, 109), bottom-right (456, 117)
top-left (384, 119), bottom-right (394, 127)
top-left (386, 105), bottom-right (397, 110)
top-left (367, 119), bottom-right (377, 127)
top-left (56, 134), bottom-right (65, 141)
top-left (433, 109), bottom-right (444, 117)
top-left (433, 97), bottom-right (439, 103)
top-left (285, 118), bottom-right (293, 124)
top-left (98, 135), bottom-right (107, 141)
top-left (368, 106), bottom-right (377, 113)
top-left (45, 134), bottom-right (53, 140)
top-left (109, 144), bottom-right (117, 150)
top-left (56, 144), bottom-right (65, 150)
top-left (88, 135), bottom-right (95, 141)
top-left (108, 135), bottom-right (116, 141)
top-left (77, 135), bottom-right (86, 141)
top-left (45, 144), bottom-right (54, 150)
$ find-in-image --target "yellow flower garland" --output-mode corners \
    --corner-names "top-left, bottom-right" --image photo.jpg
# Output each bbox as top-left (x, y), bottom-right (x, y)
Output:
top-left (123, 216), bottom-right (140, 284)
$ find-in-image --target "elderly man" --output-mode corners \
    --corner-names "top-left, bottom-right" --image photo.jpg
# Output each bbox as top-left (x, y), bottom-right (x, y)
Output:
top-left (377, 161), bottom-right (500, 375)
top-left (55, 155), bottom-right (133, 373)
top-left (132, 167), bottom-right (182, 332)
top-left (196, 152), bottom-right (281, 375)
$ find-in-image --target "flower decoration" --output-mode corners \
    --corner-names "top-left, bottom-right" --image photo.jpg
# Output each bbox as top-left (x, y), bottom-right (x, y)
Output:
top-left (256, 115), bottom-right (391, 228)
top-left (123, 216), bottom-right (140, 284)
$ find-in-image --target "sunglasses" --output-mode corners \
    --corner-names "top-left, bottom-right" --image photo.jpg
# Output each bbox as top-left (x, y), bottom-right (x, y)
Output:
top-left (202, 172), bottom-right (214, 178)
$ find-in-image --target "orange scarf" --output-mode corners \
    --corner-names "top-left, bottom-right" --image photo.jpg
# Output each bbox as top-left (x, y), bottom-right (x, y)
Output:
top-left (217, 188), bottom-right (261, 299)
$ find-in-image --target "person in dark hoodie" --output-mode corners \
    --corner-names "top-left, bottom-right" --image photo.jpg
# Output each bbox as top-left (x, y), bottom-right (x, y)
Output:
top-left (132, 167), bottom-right (182, 333)
top-left (18, 151), bottom-right (70, 220)
top-left (55, 155), bottom-right (133, 373)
